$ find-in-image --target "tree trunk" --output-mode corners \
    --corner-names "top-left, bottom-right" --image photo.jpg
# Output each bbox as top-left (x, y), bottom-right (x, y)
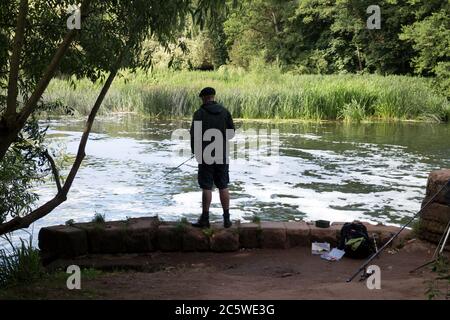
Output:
top-left (0, 0), bottom-right (92, 161)
top-left (5, 0), bottom-right (28, 121)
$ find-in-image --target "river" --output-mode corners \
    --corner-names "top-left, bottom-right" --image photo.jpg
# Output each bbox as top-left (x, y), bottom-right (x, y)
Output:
top-left (5, 114), bottom-right (450, 245)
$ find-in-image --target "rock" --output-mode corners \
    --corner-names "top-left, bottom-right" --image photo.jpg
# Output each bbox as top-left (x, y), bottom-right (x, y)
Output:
top-left (39, 225), bottom-right (88, 259)
top-left (310, 223), bottom-right (341, 247)
top-left (182, 227), bottom-right (210, 251)
top-left (423, 169), bottom-right (450, 206)
top-left (78, 221), bottom-right (128, 254)
top-left (421, 203), bottom-right (450, 226)
top-left (157, 224), bottom-right (183, 251)
top-left (260, 222), bottom-right (287, 249)
top-left (284, 221), bottom-right (310, 247)
top-left (123, 217), bottom-right (158, 252)
top-left (419, 202), bottom-right (450, 243)
top-left (238, 223), bottom-right (261, 248)
top-left (210, 229), bottom-right (239, 252)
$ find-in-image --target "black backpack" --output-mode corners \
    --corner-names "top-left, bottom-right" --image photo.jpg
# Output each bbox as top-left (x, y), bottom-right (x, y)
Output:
top-left (338, 222), bottom-right (375, 259)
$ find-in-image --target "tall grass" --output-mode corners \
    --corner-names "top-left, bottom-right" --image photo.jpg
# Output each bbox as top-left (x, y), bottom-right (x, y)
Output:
top-left (44, 67), bottom-right (449, 122)
top-left (0, 236), bottom-right (44, 288)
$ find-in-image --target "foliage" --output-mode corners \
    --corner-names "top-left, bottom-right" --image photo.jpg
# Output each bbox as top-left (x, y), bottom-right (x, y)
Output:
top-left (91, 212), bottom-right (106, 224)
top-left (175, 217), bottom-right (189, 234)
top-left (0, 116), bottom-right (51, 223)
top-left (0, 0), bottom-right (227, 235)
top-left (338, 99), bottom-right (367, 123)
top-left (65, 219), bottom-right (75, 226)
top-left (46, 69), bottom-right (449, 122)
top-left (426, 256), bottom-right (450, 300)
top-left (252, 215), bottom-right (261, 224)
top-left (400, 8), bottom-right (450, 98)
top-left (0, 235), bottom-right (44, 288)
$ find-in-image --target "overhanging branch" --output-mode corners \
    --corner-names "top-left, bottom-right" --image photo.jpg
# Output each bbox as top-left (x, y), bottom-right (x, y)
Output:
top-left (0, 49), bottom-right (125, 236)
top-left (42, 149), bottom-right (62, 193)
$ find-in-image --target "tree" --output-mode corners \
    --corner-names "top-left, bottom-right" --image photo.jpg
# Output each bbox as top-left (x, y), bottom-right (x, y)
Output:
top-left (400, 7), bottom-right (450, 97)
top-left (0, 0), bottom-right (227, 235)
top-left (224, 0), bottom-right (297, 68)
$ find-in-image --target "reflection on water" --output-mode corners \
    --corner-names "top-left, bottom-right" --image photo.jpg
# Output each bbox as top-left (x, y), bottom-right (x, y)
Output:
top-left (9, 114), bottom-right (450, 243)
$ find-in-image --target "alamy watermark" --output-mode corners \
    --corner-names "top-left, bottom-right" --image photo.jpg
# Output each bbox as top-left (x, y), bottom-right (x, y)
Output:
top-left (66, 3), bottom-right (81, 30)
top-left (367, 5), bottom-right (381, 30)
top-left (66, 265), bottom-right (81, 290)
top-left (171, 125), bottom-right (280, 173)
top-left (366, 265), bottom-right (381, 290)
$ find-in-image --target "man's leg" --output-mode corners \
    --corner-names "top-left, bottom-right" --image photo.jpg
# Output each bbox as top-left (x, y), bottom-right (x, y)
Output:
top-left (192, 165), bottom-right (212, 228)
top-left (202, 189), bottom-right (212, 214)
top-left (192, 188), bottom-right (212, 228)
top-left (219, 188), bottom-right (232, 228)
top-left (219, 188), bottom-right (230, 210)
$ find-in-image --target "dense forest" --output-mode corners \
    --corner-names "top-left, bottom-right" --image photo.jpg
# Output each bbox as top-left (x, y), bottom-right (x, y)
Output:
top-left (146, 0), bottom-right (449, 96)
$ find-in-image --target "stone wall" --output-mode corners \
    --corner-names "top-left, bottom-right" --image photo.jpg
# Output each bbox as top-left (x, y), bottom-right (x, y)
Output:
top-left (419, 169), bottom-right (450, 244)
top-left (39, 217), bottom-right (408, 262)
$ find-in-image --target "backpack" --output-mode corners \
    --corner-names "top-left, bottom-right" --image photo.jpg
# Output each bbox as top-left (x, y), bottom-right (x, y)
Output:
top-left (338, 222), bottom-right (374, 259)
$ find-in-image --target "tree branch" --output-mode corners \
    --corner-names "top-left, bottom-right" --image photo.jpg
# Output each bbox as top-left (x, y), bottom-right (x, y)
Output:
top-left (0, 49), bottom-right (125, 236)
top-left (0, 0), bottom-right (92, 161)
top-left (17, 0), bottom-right (92, 125)
top-left (42, 149), bottom-right (62, 192)
top-left (5, 0), bottom-right (28, 119)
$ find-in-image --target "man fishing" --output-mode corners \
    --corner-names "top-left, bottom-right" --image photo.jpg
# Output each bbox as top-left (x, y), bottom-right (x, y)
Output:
top-left (190, 87), bottom-right (235, 228)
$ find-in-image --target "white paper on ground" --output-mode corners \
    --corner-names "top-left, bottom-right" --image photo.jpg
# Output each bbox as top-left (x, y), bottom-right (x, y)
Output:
top-left (320, 248), bottom-right (346, 261)
top-left (311, 242), bottom-right (331, 255)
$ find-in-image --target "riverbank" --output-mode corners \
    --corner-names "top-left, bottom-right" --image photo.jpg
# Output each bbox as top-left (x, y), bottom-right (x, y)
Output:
top-left (0, 240), bottom-right (440, 300)
top-left (44, 70), bottom-right (449, 122)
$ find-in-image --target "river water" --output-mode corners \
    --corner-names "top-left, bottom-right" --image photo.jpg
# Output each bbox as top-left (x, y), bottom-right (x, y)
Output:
top-left (6, 114), bottom-right (450, 244)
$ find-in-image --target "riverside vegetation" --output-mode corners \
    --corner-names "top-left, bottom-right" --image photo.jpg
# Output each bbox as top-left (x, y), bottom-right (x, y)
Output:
top-left (44, 67), bottom-right (449, 122)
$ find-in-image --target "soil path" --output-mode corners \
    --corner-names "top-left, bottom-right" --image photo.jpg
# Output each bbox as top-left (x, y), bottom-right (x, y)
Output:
top-left (57, 240), bottom-right (440, 300)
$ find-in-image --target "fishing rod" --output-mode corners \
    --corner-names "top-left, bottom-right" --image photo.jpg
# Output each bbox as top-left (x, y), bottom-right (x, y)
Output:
top-left (346, 178), bottom-right (450, 283)
top-left (166, 155), bottom-right (195, 174)
top-left (409, 218), bottom-right (450, 273)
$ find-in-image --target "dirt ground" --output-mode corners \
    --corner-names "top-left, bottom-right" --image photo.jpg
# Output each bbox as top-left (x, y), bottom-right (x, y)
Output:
top-left (3, 240), bottom-right (447, 300)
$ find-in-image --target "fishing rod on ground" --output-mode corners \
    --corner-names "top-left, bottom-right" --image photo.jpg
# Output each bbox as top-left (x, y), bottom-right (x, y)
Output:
top-left (409, 217), bottom-right (450, 273)
top-left (346, 178), bottom-right (450, 283)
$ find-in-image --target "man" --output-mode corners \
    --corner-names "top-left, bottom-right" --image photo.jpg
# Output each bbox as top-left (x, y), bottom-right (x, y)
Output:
top-left (190, 87), bottom-right (235, 228)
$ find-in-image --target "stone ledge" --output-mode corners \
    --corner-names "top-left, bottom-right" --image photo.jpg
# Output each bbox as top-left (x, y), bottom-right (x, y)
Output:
top-left (310, 222), bottom-right (341, 247)
top-left (38, 218), bottom-right (407, 259)
top-left (284, 221), bottom-right (311, 247)
top-left (260, 222), bottom-right (287, 249)
top-left (39, 225), bottom-right (88, 261)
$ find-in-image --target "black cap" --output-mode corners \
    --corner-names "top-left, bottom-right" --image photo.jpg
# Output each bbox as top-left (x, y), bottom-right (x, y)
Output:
top-left (199, 87), bottom-right (216, 97)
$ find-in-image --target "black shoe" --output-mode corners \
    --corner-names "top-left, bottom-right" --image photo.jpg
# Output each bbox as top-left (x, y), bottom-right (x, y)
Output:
top-left (223, 215), bottom-right (232, 228)
top-left (192, 213), bottom-right (210, 228)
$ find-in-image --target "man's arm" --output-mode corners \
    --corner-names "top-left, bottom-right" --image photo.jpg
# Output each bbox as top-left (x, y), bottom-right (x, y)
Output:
top-left (226, 111), bottom-right (235, 140)
top-left (190, 110), bottom-right (201, 154)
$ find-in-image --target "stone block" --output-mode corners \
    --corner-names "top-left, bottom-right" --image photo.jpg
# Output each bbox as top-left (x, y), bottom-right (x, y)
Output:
top-left (309, 223), bottom-right (341, 247)
top-left (238, 223), bottom-right (261, 248)
top-left (182, 227), bottom-right (210, 251)
top-left (210, 229), bottom-right (239, 252)
top-left (284, 221), bottom-right (310, 247)
top-left (157, 224), bottom-right (183, 251)
top-left (424, 169), bottom-right (450, 206)
top-left (260, 222), bottom-right (287, 249)
top-left (39, 225), bottom-right (88, 259)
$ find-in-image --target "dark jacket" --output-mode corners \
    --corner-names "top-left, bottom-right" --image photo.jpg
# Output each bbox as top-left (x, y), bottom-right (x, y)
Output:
top-left (190, 101), bottom-right (235, 164)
